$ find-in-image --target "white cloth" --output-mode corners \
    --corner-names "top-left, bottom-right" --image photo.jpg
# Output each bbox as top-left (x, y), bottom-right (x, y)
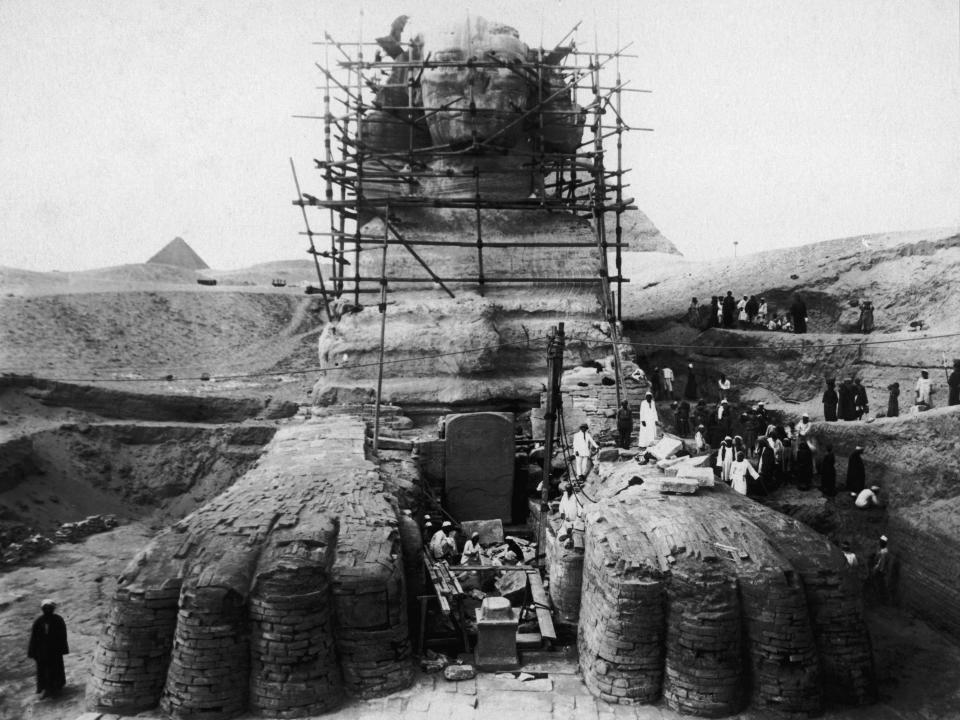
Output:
top-left (662, 367), bottom-right (674, 382)
top-left (916, 377), bottom-right (932, 405)
top-left (718, 379), bottom-right (731, 397)
top-left (729, 458), bottom-right (758, 494)
top-left (796, 420), bottom-right (812, 439)
top-left (637, 400), bottom-right (659, 447)
top-left (694, 431), bottom-right (707, 453)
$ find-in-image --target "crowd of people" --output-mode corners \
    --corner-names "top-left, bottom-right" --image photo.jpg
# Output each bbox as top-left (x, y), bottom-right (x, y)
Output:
top-left (686, 292), bottom-right (809, 334)
top-left (823, 360), bottom-right (960, 420)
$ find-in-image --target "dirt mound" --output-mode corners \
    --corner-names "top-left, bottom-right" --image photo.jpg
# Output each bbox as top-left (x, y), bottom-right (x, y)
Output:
top-left (624, 228), bottom-right (960, 333)
top-left (0, 290), bottom-right (324, 381)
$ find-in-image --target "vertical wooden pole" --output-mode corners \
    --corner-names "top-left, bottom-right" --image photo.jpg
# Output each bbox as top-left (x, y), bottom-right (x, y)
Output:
top-left (373, 203), bottom-right (389, 451)
top-left (537, 323), bottom-right (565, 562)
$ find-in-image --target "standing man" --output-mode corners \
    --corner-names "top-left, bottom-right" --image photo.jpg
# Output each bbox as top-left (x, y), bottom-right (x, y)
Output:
top-left (915, 370), bottom-right (933, 407)
top-left (822, 379), bottom-right (839, 421)
top-left (649, 366), bottom-right (662, 400)
top-left (637, 393), bottom-right (660, 448)
top-left (616, 401), bottom-right (633, 450)
top-left (28, 599), bottom-right (68, 698)
top-left (684, 363), bottom-right (699, 401)
top-left (661, 366), bottom-right (675, 400)
top-left (819, 444), bottom-right (837, 497)
top-left (838, 378), bottom-right (857, 421)
top-left (676, 399), bottom-right (691, 437)
top-left (572, 423), bottom-right (598, 480)
top-left (871, 535), bottom-right (891, 604)
top-left (846, 446), bottom-right (867, 494)
top-left (722, 291), bottom-right (737, 328)
top-left (790, 294), bottom-right (808, 334)
top-left (853, 378), bottom-right (869, 420)
top-left (949, 359), bottom-right (960, 406)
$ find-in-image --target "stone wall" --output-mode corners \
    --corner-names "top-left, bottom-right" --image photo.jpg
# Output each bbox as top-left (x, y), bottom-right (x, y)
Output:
top-left (87, 415), bottom-right (413, 718)
top-left (577, 482), bottom-right (875, 716)
top-left (543, 522), bottom-right (583, 625)
top-left (537, 374), bottom-right (650, 443)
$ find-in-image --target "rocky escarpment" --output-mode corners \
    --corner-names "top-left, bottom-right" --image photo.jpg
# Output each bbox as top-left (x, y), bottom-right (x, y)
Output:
top-left (805, 408), bottom-right (960, 635)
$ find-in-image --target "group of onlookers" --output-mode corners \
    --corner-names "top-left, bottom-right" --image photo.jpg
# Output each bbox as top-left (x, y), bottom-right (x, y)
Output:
top-left (824, 361), bottom-right (960, 420)
top-left (686, 293), bottom-right (809, 334)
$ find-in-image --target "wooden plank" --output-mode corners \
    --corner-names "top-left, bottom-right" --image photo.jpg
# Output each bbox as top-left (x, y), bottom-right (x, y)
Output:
top-left (525, 569), bottom-right (557, 641)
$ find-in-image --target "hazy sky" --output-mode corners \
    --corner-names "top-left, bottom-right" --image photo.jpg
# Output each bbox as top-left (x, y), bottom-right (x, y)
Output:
top-left (1, 0), bottom-right (958, 271)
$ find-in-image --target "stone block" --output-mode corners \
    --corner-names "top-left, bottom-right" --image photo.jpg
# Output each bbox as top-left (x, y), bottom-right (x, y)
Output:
top-left (445, 413), bottom-right (515, 522)
top-left (460, 519), bottom-right (504, 546)
top-left (647, 436), bottom-right (683, 461)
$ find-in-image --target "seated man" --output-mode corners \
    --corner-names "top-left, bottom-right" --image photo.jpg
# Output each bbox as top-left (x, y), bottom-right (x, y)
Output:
top-left (854, 485), bottom-right (882, 509)
top-left (429, 521), bottom-right (458, 561)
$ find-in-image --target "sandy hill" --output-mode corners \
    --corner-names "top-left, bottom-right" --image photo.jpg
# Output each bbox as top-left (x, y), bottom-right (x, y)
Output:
top-left (147, 236), bottom-right (209, 269)
top-left (621, 227), bottom-right (960, 333)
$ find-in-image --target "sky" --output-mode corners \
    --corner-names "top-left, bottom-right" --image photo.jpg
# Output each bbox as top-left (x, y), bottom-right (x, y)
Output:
top-left (0, 0), bottom-right (958, 272)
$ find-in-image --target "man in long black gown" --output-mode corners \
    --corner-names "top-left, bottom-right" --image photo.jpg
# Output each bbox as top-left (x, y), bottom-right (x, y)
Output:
top-left (846, 446), bottom-right (866, 493)
top-left (28, 599), bottom-right (69, 698)
top-left (823, 378), bottom-right (839, 421)
top-left (790, 294), bottom-right (808, 333)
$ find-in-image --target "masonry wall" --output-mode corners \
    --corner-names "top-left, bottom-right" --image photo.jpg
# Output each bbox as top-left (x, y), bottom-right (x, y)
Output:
top-left (87, 416), bottom-right (413, 719)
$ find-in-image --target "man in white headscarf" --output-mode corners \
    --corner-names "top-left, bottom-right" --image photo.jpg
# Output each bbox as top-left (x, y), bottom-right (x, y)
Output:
top-left (637, 392), bottom-right (659, 448)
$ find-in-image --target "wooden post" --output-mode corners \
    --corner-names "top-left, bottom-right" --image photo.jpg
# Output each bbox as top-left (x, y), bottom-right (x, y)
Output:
top-left (373, 204), bottom-right (389, 450)
top-left (538, 323), bottom-right (565, 563)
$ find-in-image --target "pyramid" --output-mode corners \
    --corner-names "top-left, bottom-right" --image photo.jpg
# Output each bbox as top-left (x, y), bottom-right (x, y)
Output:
top-left (146, 237), bottom-right (209, 269)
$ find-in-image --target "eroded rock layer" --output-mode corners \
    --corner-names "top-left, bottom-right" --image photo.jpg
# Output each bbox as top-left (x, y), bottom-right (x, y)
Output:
top-left (87, 416), bottom-right (412, 719)
top-left (577, 483), bottom-right (875, 717)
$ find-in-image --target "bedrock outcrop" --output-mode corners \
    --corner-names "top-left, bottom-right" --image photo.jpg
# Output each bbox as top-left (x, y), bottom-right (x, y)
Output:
top-left (576, 477), bottom-right (875, 717)
top-left (87, 415), bottom-right (413, 719)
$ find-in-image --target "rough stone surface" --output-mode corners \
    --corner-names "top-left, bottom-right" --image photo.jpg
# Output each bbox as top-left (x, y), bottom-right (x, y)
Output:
top-left (87, 415), bottom-right (413, 718)
top-left (444, 412), bottom-right (514, 522)
top-left (576, 481), bottom-right (876, 716)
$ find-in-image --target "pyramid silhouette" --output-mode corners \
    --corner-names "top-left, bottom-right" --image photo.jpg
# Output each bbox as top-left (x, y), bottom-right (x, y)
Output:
top-left (146, 237), bottom-right (209, 269)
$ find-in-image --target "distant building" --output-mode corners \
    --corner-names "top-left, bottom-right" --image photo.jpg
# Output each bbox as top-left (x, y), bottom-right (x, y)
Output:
top-left (147, 237), bottom-right (209, 269)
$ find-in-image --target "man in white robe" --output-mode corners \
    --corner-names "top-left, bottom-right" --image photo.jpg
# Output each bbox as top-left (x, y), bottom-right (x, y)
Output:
top-left (572, 423), bottom-right (598, 479)
top-left (638, 392), bottom-right (659, 447)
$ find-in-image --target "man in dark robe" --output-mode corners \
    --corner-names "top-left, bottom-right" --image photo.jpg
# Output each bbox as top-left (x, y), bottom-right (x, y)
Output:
top-left (616, 401), bottom-right (633, 449)
top-left (745, 295), bottom-right (759, 324)
top-left (887, 382), bottom-right (900, 417)
top-left (853, 379), bottom-right (869, 419)
top-left (755, 437), bottom-right (776, 494)
top-left (949, 359), bottom-right (960, 406)
top-left (838, 378), bottom-right (857, 421)
top-left (28, 599), bottom-right (68, 697)
top-left (684, 363), bottom-right (698, 401)
top-left (846, 446), bottom-right (866, 493)
top-left (687, 297), bottom-right (699, 328)
top-left (721, 291), bottom-right (737, 328)
top-left (822, 378), bottom-right (839, 421)
top-left (676, 399), bottom-right (691, 436)
top-left (790, 294), bottom-right (808, 333)
top-left (709, 297), bottom-right (720, 328)
top-left (795, 439), bottom-right (814, 490)
top-left (649, 366), bottom-right (661, 400)
top-left (819, 445), bottom-right (837, 496)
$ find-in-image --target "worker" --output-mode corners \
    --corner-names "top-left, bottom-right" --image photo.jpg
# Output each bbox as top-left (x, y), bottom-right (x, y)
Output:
top-left (557, 483), bottom-right (584, 549)
top-left (729, 450), bottom-right (759, 495)
top-left (871, 535), bottom-right (891, 603)
top-left (572, 423), bottom-right (599, 479)
top-left (460, 531), bottom-right (482, 565)
top-left (429, 521), bottom-right (457, 561)
top-left (854, 485), bottom-right (882, 509)
top-left (616, 401), bottom-right (633, 449)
